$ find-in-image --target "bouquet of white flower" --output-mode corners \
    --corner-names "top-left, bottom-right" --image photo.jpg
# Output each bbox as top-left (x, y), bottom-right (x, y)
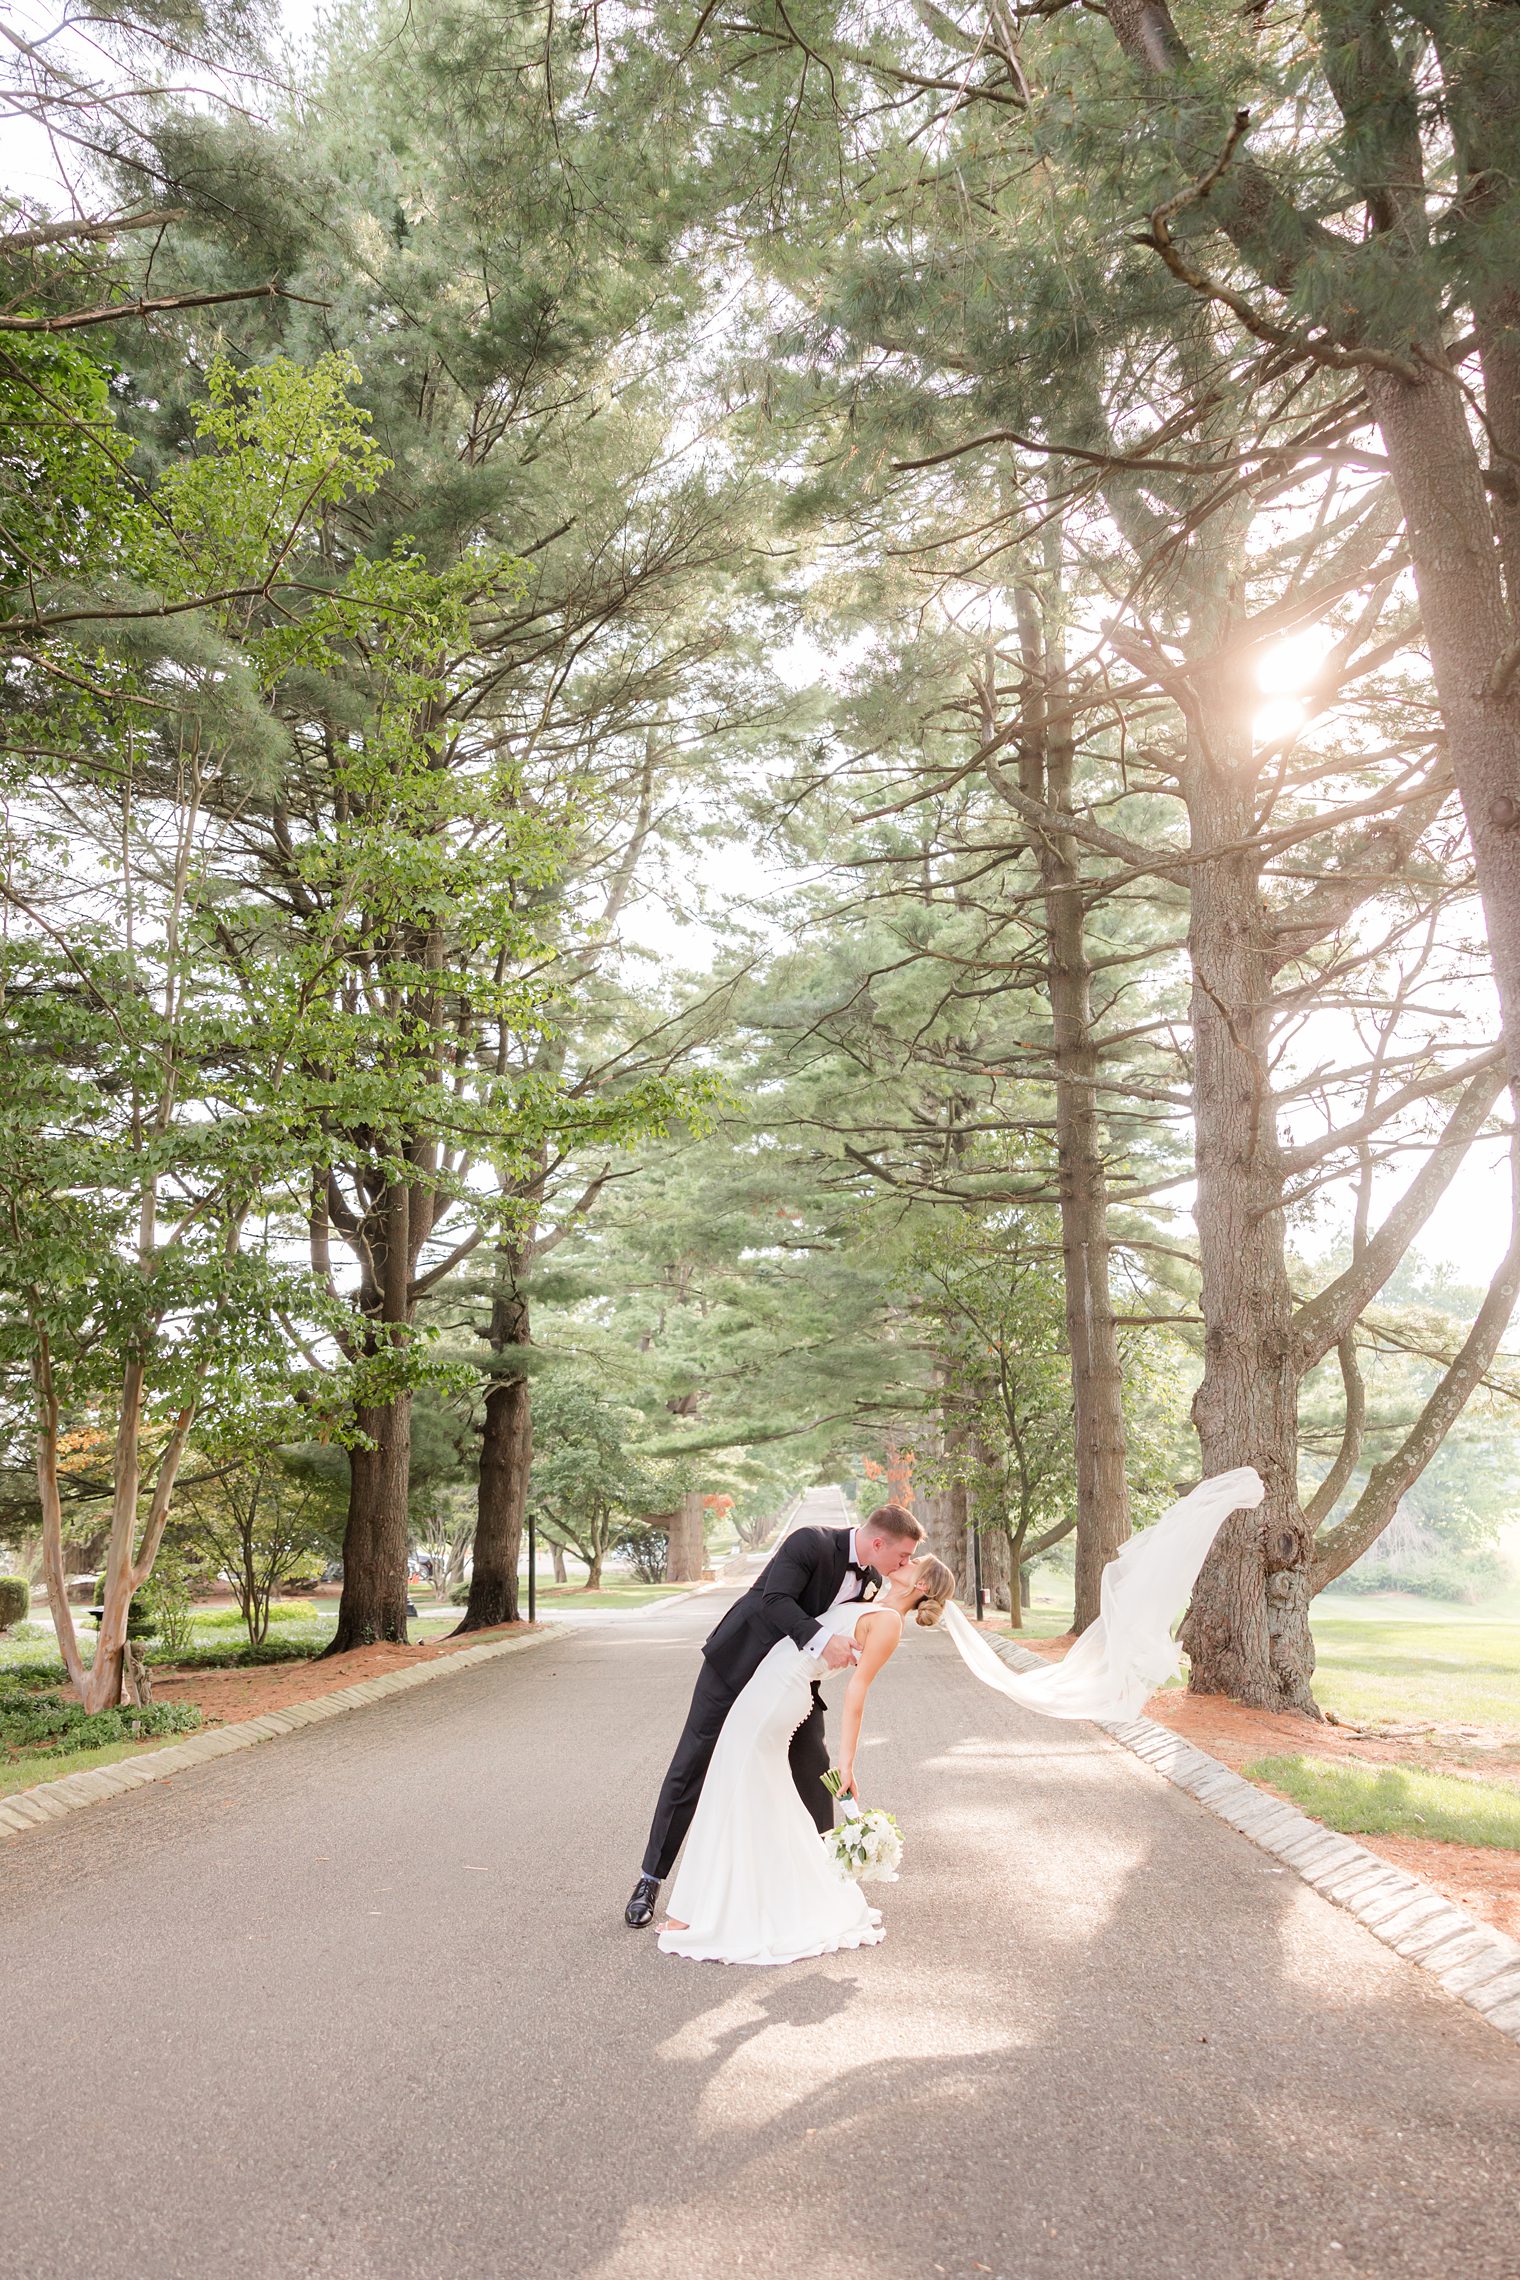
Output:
top-left (821, 1768), bottom-right (903, 1884)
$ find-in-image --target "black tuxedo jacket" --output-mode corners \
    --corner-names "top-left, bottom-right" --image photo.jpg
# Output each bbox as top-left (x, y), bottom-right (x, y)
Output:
top-left (701, 1524), bottom-right (878, 1694)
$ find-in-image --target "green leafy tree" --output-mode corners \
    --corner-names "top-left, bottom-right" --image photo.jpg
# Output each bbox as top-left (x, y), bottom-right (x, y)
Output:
top-left (177, 1436), bottom-right (345, 1647)
top-left (0, 347), bottom-right (511, 1704)
top-left (527, 1380), bottom-right (667, 1592)
top-left (113, 3), bottom-right (785, 1640)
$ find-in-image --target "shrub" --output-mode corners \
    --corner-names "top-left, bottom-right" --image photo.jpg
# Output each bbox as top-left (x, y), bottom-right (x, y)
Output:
top-left (614, 1522), bottom-right (668, 1585)
top-left (0, 1577), bottom-right (30, 1631)
top-left (0, 1655), bottom-right (68, 1690)
top-left (140, 1572), bottom-right (196, 1657)
top-left (185, 1600), bottom-right (321, 1636)
top-left (142, 1625), bottom-right (333, 1670)
top-left (1335, 1544), bottom-right (1509, 1603)
top-left (0, 1683), bottom-right (202, 1757)
top-left (90, 1594), bottom-right (156, 1640)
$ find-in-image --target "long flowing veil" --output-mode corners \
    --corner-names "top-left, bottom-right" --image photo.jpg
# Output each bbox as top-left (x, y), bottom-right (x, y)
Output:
top-left (941, 1466), bottom-right (1266, 1724)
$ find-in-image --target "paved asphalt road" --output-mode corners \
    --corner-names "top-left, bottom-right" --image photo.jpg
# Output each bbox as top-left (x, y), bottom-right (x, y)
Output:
top-left (4, 1490), bottom-right (1518, 2280)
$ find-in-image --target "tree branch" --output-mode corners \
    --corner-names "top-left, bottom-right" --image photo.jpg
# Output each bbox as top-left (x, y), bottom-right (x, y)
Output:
top-left (1293, 1060), bottom-right (1511, 1370)
top-left (1311, 1138), bottom-right (1520, 1591)
top-left (0, 280), bottom-right (326, 334)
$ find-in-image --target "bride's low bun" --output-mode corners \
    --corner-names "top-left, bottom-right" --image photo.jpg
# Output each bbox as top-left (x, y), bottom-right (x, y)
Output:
top-left (909, 1553), bottom-right (956, 1628)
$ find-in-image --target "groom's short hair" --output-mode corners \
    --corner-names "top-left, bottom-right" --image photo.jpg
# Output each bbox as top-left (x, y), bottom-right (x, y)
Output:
top-left (861, 1503), bottom-right (924, 1543)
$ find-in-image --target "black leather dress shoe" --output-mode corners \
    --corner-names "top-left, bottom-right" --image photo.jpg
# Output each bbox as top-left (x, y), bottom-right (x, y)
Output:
top-left (625, 1874), bottom-right (661, 1928)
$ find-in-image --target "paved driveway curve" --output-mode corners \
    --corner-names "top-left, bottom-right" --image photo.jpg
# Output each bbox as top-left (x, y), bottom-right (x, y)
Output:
top-left (3, 1492), bottom-right (1517, 2280)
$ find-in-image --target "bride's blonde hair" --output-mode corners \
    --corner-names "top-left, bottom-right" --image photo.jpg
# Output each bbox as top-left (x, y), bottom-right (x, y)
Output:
top-left (910, 1554), bottom-right (956, 1628)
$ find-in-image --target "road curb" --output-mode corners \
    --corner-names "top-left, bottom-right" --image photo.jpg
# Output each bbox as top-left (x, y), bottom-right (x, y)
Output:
top-left (987, 1632), bottom-right (1520, 2048)
top-left (0, 1624), bottom-right (563, 1845)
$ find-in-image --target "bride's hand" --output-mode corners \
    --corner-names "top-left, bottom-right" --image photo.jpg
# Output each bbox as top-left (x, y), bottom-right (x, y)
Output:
top-left (838, 1763), bottom-right (859, 1804)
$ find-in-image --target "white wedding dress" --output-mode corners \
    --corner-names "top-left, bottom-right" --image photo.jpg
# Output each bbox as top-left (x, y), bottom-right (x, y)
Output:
top-left (656, 1466), bottom-right (1266, 1968)
top-left (941, 1465), bottom-right (1267, 1719)
top-left (658, 1599), bottom-right (890, 1967)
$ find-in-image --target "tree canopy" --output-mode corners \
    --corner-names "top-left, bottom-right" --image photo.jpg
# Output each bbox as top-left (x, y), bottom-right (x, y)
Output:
top-left (2, 0), bottom-right (1517, 1716)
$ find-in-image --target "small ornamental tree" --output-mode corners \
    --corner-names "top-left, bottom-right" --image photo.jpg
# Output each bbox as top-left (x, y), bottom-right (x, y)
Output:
top-left (177, 1429), bottom-right (345, 1648)
top-left (527, 1380), bottom-right (666, 1592)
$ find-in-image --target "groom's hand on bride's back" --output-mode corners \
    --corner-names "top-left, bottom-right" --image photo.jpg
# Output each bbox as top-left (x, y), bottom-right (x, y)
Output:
top-left (820, 1635), bottom-right (858, 1671)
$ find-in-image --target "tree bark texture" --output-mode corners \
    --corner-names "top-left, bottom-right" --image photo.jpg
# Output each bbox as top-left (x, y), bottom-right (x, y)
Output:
top-left (914, 1480), bottom-right (963, 1580)
top-left (455, 1276), bottom-right (531, 1632)
top-left (330, 1392), bottom-right (414, 1651)
top-left (949, 1470), bottom-right (973, 1608)
top-left (1011, 583), bottom-right (1132, 1633)
top-left (1178, 645), bottom-right (1317, 1712)
top-left (1362, 362), bottom-right (1520, 1109)
top-left (979, 1520), bottom-right (1012, 1614)
top-left (327, 1168), bottom-right (427, 1655)
top-left (664, 1488), bottom-right (706, 1583)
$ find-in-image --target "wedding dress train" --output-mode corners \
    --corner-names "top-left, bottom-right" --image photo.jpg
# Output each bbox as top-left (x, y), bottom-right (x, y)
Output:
top-left (658, 1601), bottom-right (886, 1967)
top-left (657, 1467), bottom-right (1266, 1967)
top-left (942, 1466), bottom-right (1267, 1720)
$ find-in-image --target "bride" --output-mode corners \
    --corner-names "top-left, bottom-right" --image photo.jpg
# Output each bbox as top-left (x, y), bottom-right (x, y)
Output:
top-left (655, 1465), bottom-right (1267, 1968)
top-left (658, 1552), bottom-right (957, 1967)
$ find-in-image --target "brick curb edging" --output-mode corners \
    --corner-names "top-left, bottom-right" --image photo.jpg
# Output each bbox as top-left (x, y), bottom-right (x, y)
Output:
top-left (987, 1633), bottom-right (1520, 2048)
top-left (0, 1624), bottom-right (562, 1844)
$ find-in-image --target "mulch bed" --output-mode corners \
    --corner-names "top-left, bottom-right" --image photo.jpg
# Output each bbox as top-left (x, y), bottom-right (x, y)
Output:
top-left (148, 1623), bottom-right (538, 1727)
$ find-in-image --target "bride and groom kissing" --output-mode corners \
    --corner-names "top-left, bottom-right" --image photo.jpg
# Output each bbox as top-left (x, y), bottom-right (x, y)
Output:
top-left (620, 1464), bottom-right (1272, 1965)
top-left (623, 1501), bottom-right (953, 1968)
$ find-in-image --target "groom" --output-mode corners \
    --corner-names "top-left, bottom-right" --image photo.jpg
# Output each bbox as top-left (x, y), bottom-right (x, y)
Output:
top-left (624, 1501), bottom-right (925, 1927)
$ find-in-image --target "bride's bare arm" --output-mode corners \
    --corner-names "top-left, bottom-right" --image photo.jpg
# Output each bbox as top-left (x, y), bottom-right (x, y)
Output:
top-left (836, 1611), bottom-right (902, 1797)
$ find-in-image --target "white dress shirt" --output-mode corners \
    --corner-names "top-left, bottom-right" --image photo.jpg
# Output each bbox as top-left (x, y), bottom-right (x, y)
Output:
top-left (808, 1528), bottom-right (872, 1657)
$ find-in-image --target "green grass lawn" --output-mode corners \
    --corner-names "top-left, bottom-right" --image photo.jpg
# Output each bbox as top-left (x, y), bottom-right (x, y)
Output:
top-left (0, 1732), bottom-right (188, 1801)
top-left (1245, 1753), bottom-right (1520, 1849)
top-left (0, 1566), bottom-right (685, 1692)
top-left (1308, 1596), bottom-right (1520, 1733)
top-left (527, 1579), bottom-right (692, 1610)
top-left (981, 1574), bottom-right (1081, 1642)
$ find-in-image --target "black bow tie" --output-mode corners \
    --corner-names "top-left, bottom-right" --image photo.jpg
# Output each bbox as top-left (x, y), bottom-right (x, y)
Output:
top-left (847, 1560), bottom-right (881, 1593)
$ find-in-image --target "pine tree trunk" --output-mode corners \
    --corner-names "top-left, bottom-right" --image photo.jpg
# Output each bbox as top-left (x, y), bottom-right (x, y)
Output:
top-left (913, 1478), bottom-right (962, 1577)
top-left (1046, 852), bottom-right (1130, 1634)
top-left (328, 1393), bottom-right (414, 1652)
top-left (1099, 4), bottom-right (1520, 1107)
top-left (1011, 582), bottom-right (1131, 1634)
top-left (457, 1373), bottom-right (529, 1629)
top-left (948, 1470), bottom-right (972, 1606)
top-left (1363, 365), bottom-right (1520, 1107)
top-left (980, 1519), bottom-right (1011, 1613)
top-left (456, 1282), bottom-right (531, 1633)
top-left (1178, 650), bottom-right (1316, 1712)
top-left (664, 1488), bottom-right (706, 1583)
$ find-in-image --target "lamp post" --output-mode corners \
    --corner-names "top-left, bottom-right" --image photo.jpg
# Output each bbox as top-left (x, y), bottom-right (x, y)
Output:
top-left (965, 1514), bottom-right (984, 1623)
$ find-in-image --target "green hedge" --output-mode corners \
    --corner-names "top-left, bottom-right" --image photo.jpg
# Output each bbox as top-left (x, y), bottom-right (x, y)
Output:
top-left (0, 1577), bottom-right (29, 1630)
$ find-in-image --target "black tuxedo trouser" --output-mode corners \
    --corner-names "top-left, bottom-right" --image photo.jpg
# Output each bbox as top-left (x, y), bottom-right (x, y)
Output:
top-left (642, 1659), bottom-right (831, 1882)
